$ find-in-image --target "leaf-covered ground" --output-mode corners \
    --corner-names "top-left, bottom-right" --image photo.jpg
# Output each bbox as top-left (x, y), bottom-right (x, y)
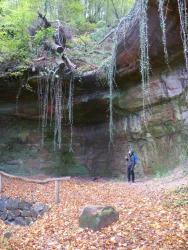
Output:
top-left (0, 171), bottom-right (187, 249)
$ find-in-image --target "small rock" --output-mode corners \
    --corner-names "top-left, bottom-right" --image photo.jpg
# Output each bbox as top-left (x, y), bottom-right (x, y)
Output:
top-left (37, 204), bottom-right (45, 212)
top-left (25, 217), bottom-right (33, 226)
top-left (0, 211), bottom-right (7, 221)
top-left (12, 210), bottom-right (21, 216)
top-left (30, 206), bottom-right (39, 219)
top-left (21, 210), bottom-right (31, 217)
top-left (7, 212), bottom-right (15, 221)
top-left (4, 232), bottom-right (12, 239)
top-left (40, 206), bottom-right (49, 217)
top-left (7, 198), bottom-right (19, 210)
top-left (18, 200), bottom-right (32, 211)
top-left (14, 217), bottom-right (26, 226)
top-left (0, 196), bottom-right (9, 202)
top-left (4, 220), bottom-right (11, 225)
top-left (0, 201), bottom-right (6, 212)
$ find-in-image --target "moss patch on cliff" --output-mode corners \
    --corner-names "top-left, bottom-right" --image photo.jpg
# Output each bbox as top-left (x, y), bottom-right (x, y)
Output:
top-left (52, 149), bottom-right (89, 176)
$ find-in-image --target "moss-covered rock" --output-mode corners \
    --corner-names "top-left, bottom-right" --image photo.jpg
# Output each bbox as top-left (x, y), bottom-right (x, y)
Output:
top-left (79, 206), bottom-right (119, 231)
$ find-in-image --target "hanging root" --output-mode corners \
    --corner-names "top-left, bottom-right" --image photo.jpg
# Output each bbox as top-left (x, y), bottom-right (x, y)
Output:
top-left (177, 0), bottom-right (188, 70)
top-left (68, 76), bottom-right (74, 152)
top-left (158, 0), bottom-right (170, 67)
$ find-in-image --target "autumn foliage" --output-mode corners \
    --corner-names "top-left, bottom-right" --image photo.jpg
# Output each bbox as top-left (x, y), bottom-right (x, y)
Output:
top-left (0, 174), bottom-right (187, 249)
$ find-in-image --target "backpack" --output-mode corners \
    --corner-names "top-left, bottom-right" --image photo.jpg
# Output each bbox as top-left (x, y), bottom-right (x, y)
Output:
top-left (133, 153), bottom-right (138, 165)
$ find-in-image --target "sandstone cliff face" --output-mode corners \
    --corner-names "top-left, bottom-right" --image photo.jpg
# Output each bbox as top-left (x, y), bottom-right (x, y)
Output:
top-left (0, 0), bottom-right (187, 177)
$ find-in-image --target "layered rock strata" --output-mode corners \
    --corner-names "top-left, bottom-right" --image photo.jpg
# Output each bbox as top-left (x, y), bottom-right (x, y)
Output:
top-left (0, 0), bottom-right (187, 177)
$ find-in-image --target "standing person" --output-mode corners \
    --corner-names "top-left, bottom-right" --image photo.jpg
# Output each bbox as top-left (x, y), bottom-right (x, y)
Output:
top-left (126, 150), bottom-right (135, 183)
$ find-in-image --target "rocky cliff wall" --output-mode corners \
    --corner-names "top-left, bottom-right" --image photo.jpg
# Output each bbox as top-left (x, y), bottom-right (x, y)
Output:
top-left (0, 72), bottom-right (187, 177)
top-left (70, 66), bottom-right (188, 177)
top-left (0, 0), bottom-right (188, 177)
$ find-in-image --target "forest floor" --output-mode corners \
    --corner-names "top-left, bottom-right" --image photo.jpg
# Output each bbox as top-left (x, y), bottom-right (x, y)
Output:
top-left (0, 166), bottom-right (188, 249)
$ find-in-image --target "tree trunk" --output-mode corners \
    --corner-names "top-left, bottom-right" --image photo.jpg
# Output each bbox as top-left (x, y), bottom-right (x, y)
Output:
top-left (45, 40), bottom-right (64, 54)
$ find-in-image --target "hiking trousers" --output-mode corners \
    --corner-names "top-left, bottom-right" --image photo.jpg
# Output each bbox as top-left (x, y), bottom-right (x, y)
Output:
top-left (127, 168), bottom-right (135, 182)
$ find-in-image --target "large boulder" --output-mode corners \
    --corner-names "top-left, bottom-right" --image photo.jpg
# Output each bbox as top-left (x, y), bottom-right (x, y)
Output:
top-left (79, 206), bottom-right (119, 231)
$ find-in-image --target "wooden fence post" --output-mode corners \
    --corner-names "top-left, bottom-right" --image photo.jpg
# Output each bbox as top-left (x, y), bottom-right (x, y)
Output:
top-left (0, 174), bottom-right (2, 193)
top-left (55, 180), bottom-right (59, 204)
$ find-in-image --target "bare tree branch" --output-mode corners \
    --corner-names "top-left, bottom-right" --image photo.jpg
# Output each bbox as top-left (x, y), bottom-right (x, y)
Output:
top-left (110, 0), bottom-right (120, 20)
top-left (98, 29), bottom-right (116, 45)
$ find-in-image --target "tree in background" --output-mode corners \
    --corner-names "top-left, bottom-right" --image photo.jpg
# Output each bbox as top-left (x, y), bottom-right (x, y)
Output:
top-left (0, 0), bottom-right (135, 63)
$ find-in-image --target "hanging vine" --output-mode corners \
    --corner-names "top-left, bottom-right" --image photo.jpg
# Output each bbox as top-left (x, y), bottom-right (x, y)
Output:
top-left (41, 77), bottom-right (50, 147)
top-left (158, 0), bottom-right (170, 66)
top-left (53, 78), bottom-right (62, 150)
top-left (108, 53), bottom-right (116, 146)
top-left (68, 75), bottom-right (74, 152)
top-left (177, 0), bottom-right (188, 71)
top-left (139, 0), bottom-right (150, 123)
top-left (97, 1), bottom-right (142, 146)
top-left (38, 69), bottom-right (75, 150)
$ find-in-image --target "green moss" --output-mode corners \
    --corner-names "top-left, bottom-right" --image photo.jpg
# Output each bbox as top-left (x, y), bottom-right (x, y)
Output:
top-left (19, 132), bottom-right (29, 138)
top-left (113, 106), bottom-right (131, 116)
top-left (103, 163), bottom-right (112, 177)
top-left (50, 150), bottom-right (89, 176)
top-left (101, 206), bottom-right (114, 217)
top-left (163, 123), bottom-right (176, 134)
top-left (87, 215), bottom-right (101, 230)
top-left (79, 212), bottom-right (101, 231)
top-left (148, 125), bottom-right (165, 137)
top-left (151, 163), bottom-right (176, 177)
top-left (164, 185), bottom-right (188, 208)
top-left (0, 65), bottom-right (29, 79)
